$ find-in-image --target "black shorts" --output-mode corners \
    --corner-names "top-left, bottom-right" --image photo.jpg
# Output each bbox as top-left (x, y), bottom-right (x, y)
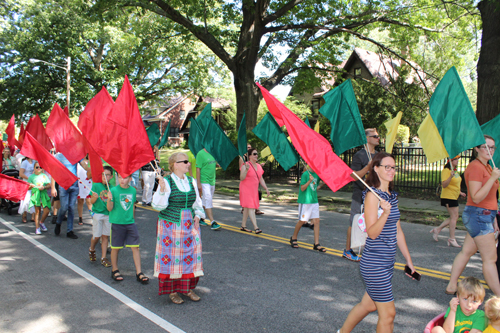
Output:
top-left (441, 198), bottom-right (459, 208)
top-left (110, 223), bottom-right (140, 249)
top-left (54, 183), bottom-right (60, 201)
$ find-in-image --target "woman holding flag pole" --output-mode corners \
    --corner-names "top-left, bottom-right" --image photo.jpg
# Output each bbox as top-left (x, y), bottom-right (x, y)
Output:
top-left (445, 135), bottom-right (500, 296)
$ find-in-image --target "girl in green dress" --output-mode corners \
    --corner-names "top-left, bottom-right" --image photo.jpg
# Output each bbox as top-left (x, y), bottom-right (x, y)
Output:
top-left (28, 162), bottom-right (51, 235)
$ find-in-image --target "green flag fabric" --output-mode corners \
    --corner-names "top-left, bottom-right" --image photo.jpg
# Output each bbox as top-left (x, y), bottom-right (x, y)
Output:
top-left (319, 79), bottom-right (366, 155)
top-left (252, 112), bottom-right (299, 171)
top-left (197, 103), bottom-right (212, 132)
top-left (429, 66), bottom-right (485, 158)
top-left (304, 117), bottom-right (311, 128)
top-left (188, 118), bottom-right (204, 156)
top-left (146, 123), bottom-right (160, 147)
top-left (237, 113), bottom-right (247, 157)
top-left (203, 118), bottom-right (239, 170)
top-left (481, 114), bottom-right (500, 167)
top-left (158, 119), bottom-right (171, 149)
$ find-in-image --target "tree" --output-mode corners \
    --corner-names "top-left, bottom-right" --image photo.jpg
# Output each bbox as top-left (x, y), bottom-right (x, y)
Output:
top-left (0, 0), bottom-right (226, 120)
top-left (476, 0), bottom-right (500, 125)
top-left (102, 0), bottom-right (479, 129)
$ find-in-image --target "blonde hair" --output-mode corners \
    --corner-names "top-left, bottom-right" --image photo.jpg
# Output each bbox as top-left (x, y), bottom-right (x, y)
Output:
top-left (457, 276), bottom-right (485, 302)
top-left (168, 152), bottom-right (188, 172)
top-left (485, 297), bottom-right (500, 322)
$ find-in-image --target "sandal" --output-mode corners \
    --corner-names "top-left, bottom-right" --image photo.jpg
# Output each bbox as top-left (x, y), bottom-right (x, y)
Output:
top-left (111, 270), bottom-right (123, 281)
top-left (136, 272), bottom-right (149, 285)
top-left (101, 257), bottom-right (111, 267)
top-left (182, 290), bottom-right (201, 302)
top-left (289, 237), bottom-right (299, 248)
top-left (254, 228), bottom-right (263, 234)
top-left (240, 226), bottom-right (252, 233)
top-left (169, 292), bottom-right (184, 304)
top-left (89, 249), bottom-right (96, 262)
top-left (313, 244), bottom-right (327, 252)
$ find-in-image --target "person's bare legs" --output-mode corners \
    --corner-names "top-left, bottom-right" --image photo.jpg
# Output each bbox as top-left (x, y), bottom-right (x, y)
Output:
top-left (34, 206), bottom-right (41, 229)
top-left (85, 197), bottom-right (93, 212)
top-left (241, 208), bottom-right (249, 228)
top-left (345, 226), bottom-right (352, 250)
top-left (205, 208), bottom-right (214, 222)
top-left (446, 206), bottom-right (459, 240)
top-left (101, 235), bottom-right (109, 259)
top-left (90, 236), bottom-right (100, 252)
top-left (312, 218), bottom-right (320, 244)
top-left (475, 233), bottom-right (500, 295)
top-left (248, 209), bottom-right (258, 230)
top-left (446, 233), bottom-right (477, 292)
top-left (375, 301), bottom-right (396, 333)
top-left (111, 248), bottom-right (120, 271)
top-left (40, 207), bottom-right (50, 224)
top-left (292, 221), bottom-right (303, 241)
top-left (339, 292), bottom-right (377, 332)
top-left (77, 198), bottom-right (84, 218)
top-left (131, 247), bottom-right (143, 275)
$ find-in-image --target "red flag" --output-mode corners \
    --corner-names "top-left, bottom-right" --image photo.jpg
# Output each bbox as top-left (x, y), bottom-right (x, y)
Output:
top-left (5, 115), bottom-right (21, 148)
top-left (0, 173), bottom-right (30, 202)
top-left (46, 103), bottom-right (86, 164)
top-left (18, 123), bottom-right (25, 147)
top-left (25, 115), bottom-right (53, 151)
top-left (257, 83), bottom-right (354, 192)
top-left (79, 77), bottom-right (154, 177)
top-left (83, 136), bottom-right (103, 183)
top-left (20, 132), bottom-right (78, 190)
top-left (63, 106), bottom-right (69, 116)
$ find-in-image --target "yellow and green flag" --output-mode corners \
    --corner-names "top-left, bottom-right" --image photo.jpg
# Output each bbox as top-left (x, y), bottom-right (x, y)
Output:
top-left (383, 112), bottom-right (403, 154)
top-left (418, 114), bottom-right (448, 163)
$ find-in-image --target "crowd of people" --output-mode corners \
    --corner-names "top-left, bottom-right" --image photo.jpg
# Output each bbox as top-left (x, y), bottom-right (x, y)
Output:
top-left (2, 128), bottom-right (500, 333)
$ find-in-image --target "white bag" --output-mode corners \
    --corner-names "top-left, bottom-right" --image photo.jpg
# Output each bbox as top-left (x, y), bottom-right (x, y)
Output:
top-left (350, 203), bottom-right (383, 250)
top-left (18, 190), bottom-right (35, 214)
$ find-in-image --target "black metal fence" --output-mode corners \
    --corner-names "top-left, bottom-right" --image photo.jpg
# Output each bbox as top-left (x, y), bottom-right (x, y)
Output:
top-left (263, 145), bottom-right (474, 193)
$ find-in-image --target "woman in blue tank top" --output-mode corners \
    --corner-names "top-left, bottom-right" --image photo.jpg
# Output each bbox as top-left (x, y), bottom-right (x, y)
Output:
top-left (338, 152), bottom-right (418, 333)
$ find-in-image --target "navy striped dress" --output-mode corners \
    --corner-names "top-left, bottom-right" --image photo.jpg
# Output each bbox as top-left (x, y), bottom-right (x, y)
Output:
top-left (360, 187), bottom-right (400, 303)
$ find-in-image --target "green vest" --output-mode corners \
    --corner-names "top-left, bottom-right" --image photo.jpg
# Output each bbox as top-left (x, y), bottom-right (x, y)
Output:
top-left (159, 175), bottom-right (196, 224)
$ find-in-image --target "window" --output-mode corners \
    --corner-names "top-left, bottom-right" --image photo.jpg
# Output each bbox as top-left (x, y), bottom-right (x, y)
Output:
top-left (179, 110), bottom-right (185, 119)
top-left (170, 127), bottom-right (179, 138)
top-left (354, 68), bottom-right (362, 76)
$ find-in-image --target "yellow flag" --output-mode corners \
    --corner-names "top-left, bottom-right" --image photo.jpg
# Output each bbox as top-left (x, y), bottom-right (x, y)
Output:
top-left (314, 119), bottom-right (320, 133)
top-left (418, 114), bottom-right (449, 163)
top-left (261, 146), bottom-right (271, 158)
top-left (383, 112), bottom-right (403, 153)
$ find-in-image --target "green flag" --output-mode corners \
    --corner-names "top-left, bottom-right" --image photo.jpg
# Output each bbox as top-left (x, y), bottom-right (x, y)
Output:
top-left (319, 79), bottom-right (366, 155)
top-left (304, 117), bottom-right (311, 128)
top-left (158, 119), bottom-right (171, 149)
top-left (430, 66), bottom-right (485, 158)
top-left (481, 114), bottom-right (500, 167)
top-left (146, 123), bottom-right (160, 147)
top-left (188, 118), bottom-right (204, 156)
top-left (237, 113), bottom-right (247, 157)
top-left (203, 117), bottom-right (239, 170)
top-left (2, 133), bottom-right (7, 141)
top-left (252, 112), bottom-right (299, 171)
top-left (197, 103), bottom-right (212, 132)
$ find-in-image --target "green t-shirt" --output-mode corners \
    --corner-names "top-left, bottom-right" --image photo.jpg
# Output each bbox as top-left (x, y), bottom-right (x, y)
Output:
top-left (445, 305), bottom-right (487, 333)
top-left (187, 151), bottom-right (197, 178)
top-left (28, 173), bottom-right (50, 187)
top-left (91, 183), bottom-right (109, 215)
top-left (196, 149), bottom-right (216, 186)
top-left (109, 185), bottom-right (136, 224)
top-left (298, 171), bottom-right (320, 204)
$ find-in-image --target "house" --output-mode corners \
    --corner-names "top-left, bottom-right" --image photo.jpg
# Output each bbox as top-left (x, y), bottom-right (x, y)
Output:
top-left (142, 95), bottom-right (233, 147)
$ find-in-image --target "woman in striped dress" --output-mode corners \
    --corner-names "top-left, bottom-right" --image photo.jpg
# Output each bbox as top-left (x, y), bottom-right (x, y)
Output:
top-left (338, 152), bottom-right (417, 333)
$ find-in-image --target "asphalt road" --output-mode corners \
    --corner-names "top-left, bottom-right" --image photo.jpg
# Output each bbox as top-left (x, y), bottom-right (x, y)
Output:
top-left (0, 193), bottom-right (488, 333)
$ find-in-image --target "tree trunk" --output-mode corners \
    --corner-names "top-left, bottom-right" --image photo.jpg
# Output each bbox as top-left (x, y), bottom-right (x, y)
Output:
top-left (233, 67), bottom-right (262, 130)
top-left (476, 0), bottom-right (500, 125)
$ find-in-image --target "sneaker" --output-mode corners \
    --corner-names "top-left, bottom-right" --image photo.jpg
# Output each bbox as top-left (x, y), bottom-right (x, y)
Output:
top-left (40, 223), bottom-right (48, 232)
top-left (35, 228), bottom-right (41, 235)
top-left (343, 249), bottom-right (361, 262)
top-left (67, 231), bottom-right (78, 239)
top-left (211, 221), bottom-right (222, 230)
top-left (199, 219), bottom-right (209, 226)
top-left (89, 209), bottom-right (94, 217)
top-left (54, 223), bottom-right (61, 235)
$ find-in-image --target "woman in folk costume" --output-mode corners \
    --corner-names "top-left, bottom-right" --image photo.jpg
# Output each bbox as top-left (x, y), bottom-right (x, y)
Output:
top-left (152, 152), bottom-right (205, 305)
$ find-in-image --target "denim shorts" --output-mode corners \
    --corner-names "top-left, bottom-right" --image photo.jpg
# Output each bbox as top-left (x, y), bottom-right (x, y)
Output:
top-left (462, 206), bottom-right (497, 238)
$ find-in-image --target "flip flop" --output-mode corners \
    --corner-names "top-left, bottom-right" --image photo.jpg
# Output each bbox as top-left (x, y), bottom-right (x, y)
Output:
top-left (254, 228), bottom-right (263, 234)
top-left (240, 226), bottom-right (252, 233)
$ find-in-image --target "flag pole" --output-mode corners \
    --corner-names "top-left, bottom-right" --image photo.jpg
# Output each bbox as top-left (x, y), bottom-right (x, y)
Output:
top-left (364, 144), bottom-right (372, 162)
top-left (486, 147), bottom-right (497, 169)
top-left (78, 180), bottom-right (95, 194)
top-left (351, 172), bottom-right (383, 201)
top-left (150, 162), bottom-right (162, 178)
top-left (103, 173), bottom-right (111, 192)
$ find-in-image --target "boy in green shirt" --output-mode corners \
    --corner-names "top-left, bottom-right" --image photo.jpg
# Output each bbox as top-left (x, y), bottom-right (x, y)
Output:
top-left (88, 166), bottom-right (113, 267)
top-left (107, 173), bottom-right (149, 284)
top-left (289, 165), bottom-right (326, 252)
top-left (196, 148), bottom-right (221, 230)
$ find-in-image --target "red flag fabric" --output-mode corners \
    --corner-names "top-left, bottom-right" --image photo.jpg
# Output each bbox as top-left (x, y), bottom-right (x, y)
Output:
top-left (63, 106), bottom-right (69, 116)
top-left (0, 173), bottom-right (30, 202)
top-left (20, 132), bottom-right (78, 190)
top-left (79, 77), bottom-right (154, 177)
top-left (18, 123), bottom-right (25, 147)
top-left (25, 115), bottom-right (53, 151)
top-left (83, 136), bottom-right (104, 183)
top-left (257, 83), bottom-right (354, 192)
top-left (46, 103), bottom-right (86, 165)
top-left (5, 115), bottom-right (21, 148)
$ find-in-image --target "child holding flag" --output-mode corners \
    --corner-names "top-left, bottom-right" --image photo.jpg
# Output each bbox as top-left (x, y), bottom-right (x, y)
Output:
top-left (28, 162), bottom-right (51, 235)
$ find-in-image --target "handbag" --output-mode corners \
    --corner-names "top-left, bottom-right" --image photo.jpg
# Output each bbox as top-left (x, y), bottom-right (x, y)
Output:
top-left (258, 190), bottom-right (262, 200)
top-left (249, 162), bottom-right (263, 201)
top-left (351, 202), bottom-right (383, 250)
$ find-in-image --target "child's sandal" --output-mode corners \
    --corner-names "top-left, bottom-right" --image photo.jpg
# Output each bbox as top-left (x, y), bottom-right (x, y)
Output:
top-left (313, 244), bottom-right (326, 252)
top-left (289, 237), bottom-right (299, 248)
top-left (136, 272), bottom-right (149, 285)
top-left (111, 270), bottom-right (123, 281)
top-left (89, 249), bottom-right (96, 262)
top-left (101, 257), bottom-right (111, 267)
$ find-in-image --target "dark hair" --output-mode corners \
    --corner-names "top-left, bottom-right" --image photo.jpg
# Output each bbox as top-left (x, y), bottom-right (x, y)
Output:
top-left (365, 152), bottom-right (394, 191)
top-left (248, 148), bottom-right (257, 156)
top-left (443, 161), bottom-right (451, 170)
top-left (103, 166), bottom-right (113, 174)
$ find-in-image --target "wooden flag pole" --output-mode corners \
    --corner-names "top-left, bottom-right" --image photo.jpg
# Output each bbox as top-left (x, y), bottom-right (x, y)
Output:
top-left (351, 172), bottom-right (383, 201)
top-left (103, 173), bottom-right (111, 192)
top-left (78, 180), bottom-right (95, 195)
top-left (486, 146), bottom-right (497, 169)
top-left (150, 162), bottom-right (162, 178)
top-left (364, 144), bottom-right (372, 162)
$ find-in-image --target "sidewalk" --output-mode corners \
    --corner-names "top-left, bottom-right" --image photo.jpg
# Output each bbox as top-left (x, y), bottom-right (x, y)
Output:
top-left (217, 179), bottom-right (462, 215)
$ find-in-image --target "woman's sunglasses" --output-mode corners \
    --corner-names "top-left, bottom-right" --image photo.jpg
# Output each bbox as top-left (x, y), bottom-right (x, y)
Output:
top-left (175, 160), bottom-right (189, 164)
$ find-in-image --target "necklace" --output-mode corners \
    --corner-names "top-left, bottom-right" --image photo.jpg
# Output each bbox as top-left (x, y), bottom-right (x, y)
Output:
top-left (477, 159), bottom-right (499, 185)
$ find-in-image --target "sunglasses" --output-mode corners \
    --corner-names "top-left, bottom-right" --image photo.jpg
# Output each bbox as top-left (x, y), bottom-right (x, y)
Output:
top-left (251, 153), bottom-right (258, 156)
top-left (368, 135), bottom-right (380, 139)
top-left (35, 166), bottom-right (42, 169)
top-left (175, 160), bottom-right (189, 164)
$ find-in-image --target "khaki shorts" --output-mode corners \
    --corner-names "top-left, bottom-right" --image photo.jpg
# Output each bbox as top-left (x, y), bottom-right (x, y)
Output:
top-left (92, 213), bottom-right (111, 237)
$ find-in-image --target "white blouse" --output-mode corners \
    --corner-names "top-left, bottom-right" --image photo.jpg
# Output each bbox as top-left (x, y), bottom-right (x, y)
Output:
top-left (152, 173), bottom-right (205, 219)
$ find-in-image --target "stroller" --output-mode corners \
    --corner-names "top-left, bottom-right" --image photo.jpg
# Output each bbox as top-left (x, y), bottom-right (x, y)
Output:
top-left (1, 169), bottom-right (21, 215)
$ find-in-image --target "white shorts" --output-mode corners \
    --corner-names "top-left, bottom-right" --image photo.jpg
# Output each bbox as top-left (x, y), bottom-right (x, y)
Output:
top-left (298, 203), bottom-right (320, 222)
top-left (201, 183), bottom-right (215, 209)
top-left (92, 213), bottom-right (111, 237)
